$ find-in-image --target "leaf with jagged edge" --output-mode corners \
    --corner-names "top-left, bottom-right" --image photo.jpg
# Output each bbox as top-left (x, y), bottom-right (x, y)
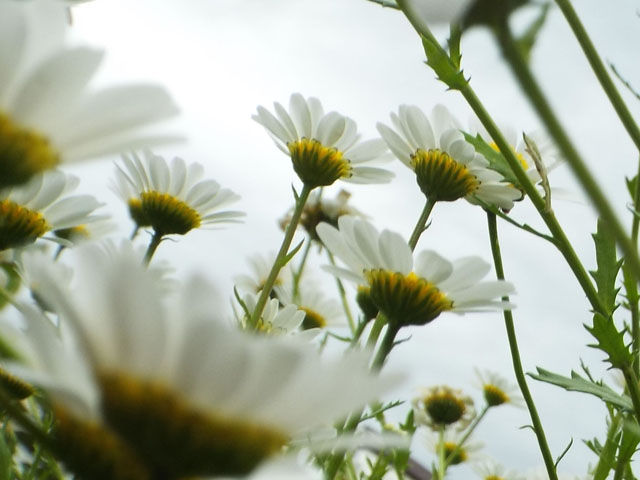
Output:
top-left (586, 313), bottom-right (633, 369)
top-left (590, 219), bottom-right (623, 315)
top-left (516, 2), bottom-right (552, 63)
top-left (462, 133), bottom-right (521, 188)
top-left (530, 368), bottom-right (633, 410)
top-left (421, 35), bottom-right (468, 91)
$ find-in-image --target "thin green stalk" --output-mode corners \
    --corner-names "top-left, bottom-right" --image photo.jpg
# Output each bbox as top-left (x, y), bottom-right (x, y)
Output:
top-left (436, 427), bottom-right (445, 480)
top-left (494, 20), bottom-right (640, 284)
top-left (443, 405), bottom-right (488, 469)
top-left (143, 232), bottom-right (163, 265)
top-left (327, 250), bottom-right (356, 333)
top-left (249, 184), bottom-right (312, 328)
top-left (487, 212), bottom-right (558, 480)
top-left (292, 239), bottom-right (313, 302)
top-left (371, 323), bottom-right (400, 370)
top-left (408, 197), bottom-right (436, 251)
top-left (554, 0), bottom-right (640, 153)
top-left (621, 365), bottom-right (640, 426)
top-left (629, 159), bottom-right (640, 373)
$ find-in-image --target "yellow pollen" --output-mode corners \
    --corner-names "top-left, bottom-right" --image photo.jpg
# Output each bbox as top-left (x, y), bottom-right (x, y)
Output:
top-left (0, 200), bottom-right (50, 250)
top-left (364, 269), bottom-right (453, 327)
top-left (288, 138), bottom-right (351, 188)
top-left (99, 372), bottom-right (288, 478)
top-left (0, 113), bottom-right (60, 188)
top-left (139, 191), bottom-right (201, 236)
top-left (410, 149), bottom-right (479, 202)
top-left (483, 384), bottom-right (510, 407)
top-left (300, 307), bottom-right (326, 329)
top-left (489, 142), bottom-right (528, 170)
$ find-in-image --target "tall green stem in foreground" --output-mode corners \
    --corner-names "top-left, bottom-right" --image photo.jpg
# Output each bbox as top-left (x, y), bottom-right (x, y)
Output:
top-left (249, 184), bottom-right (312, 328)
top-left (493, 20), bottom-right (640, 284)
top-left (554, 0), bottom-right (640, 154)
top-left (487, 212), bottom-right (558, 480)
top-left (408, 197), bottom-right (436, 251)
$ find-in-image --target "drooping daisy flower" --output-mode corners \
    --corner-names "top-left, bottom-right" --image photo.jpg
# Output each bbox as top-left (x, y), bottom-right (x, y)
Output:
top-left (26, 242), bottom-right (402, 479)
top-left (253, 93), bottom-right (393, 188)
top-left (233, 290), bottom-right (310, 338)
top-left (316, 216), bottom-right (514, 329)
top-left (234, 251), bottom-right (293, 295)
top-left (0, 0), bottom-right (180, 188)
top-left (377, 104), bottom-right (520, 210)
top-left (413, 385), bottom-right (476, 430)
top-left (0, 170), bottom-right (103, 251)
top-left (276, 281), bottom-right (345, 330)
top-left (423, 429), bottom-right (484, 467)
top-left (474, 369), bottom-right (523, 408)
top-left (113, 150), bottom-right (244, 237)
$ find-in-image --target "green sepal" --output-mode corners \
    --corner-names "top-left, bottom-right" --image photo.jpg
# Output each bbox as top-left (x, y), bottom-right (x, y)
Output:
top-left (586, 313), bottom-right (634, 369)
top-left (515, 2), bottom-right (552, 63)
top-left (590, 219), bottom-right (623, 315)
top-left (462, 132), bottom-right (522, 188)
top-left (421, 35), bottom-right (468, 91)
top-left (530, 368), bottom-right (633, 411)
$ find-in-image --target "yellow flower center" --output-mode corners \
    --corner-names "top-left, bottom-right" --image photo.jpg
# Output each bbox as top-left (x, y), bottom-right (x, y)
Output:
top-left (410, 149), bottom-right (479, 202)
top-left (423, 387), bottom-right (468, 426)
top-left (0, 113), bottom-right (60, 188)
top-left (139, 191), bottom-right (201, 236)
top-left (301, 307), bottom-right (327, 329)
top-left (364, 270), bottom-right (453, 327)
top-left (486, 476), bottom-right (504, 480)
top-left (483, 384), bottom-right (510, 407)
top-left (288, 138), bottom-right (351, 188)
top-left (0, 367), bottom-right (34, 400)
top-left (53, 406), bottom-right (151, 480)
top-left (489, 142), bottom-right (528, 170)
top-left (441, 442), bottom-right (467, 465)
top-left (0, 200), bottom-right (50, 251)
top-left (99, 372), bottom-right (288, 479)
top-left (55, 225), bottom-right (90, 242)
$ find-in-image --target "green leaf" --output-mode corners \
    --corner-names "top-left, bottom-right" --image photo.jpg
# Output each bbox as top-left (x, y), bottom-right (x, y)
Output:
top-left (626, 175), bottom-right (637, 201)
top-left (590, 219), bottom-right (623, 315)
top-left (462, 132), bottom-right (522, 189)
top-left (530, 368), bottom-right (633, 410)
top-left (586, 313), bottom-right (634, 369)
top-left (593, 426), bottom-right (620, 480)
top-left (421, 35), bottom-right (468, 91)
top-left (516, 2), bottom-right (552, 62)
top-left (618, 420), bottom-right (640, 468)
top-left (448, 24), bottom-right (463, 70)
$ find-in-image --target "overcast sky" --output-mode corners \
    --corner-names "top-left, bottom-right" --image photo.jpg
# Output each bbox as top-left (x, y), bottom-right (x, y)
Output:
top-left (66, 1), bottom-right (640, 476)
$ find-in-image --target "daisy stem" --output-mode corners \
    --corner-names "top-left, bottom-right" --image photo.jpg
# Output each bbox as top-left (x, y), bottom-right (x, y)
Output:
top-left (143, 232), bottom-right (163, 265)
top-left (626, 158), bottom-right (640, 375)
top-left (397, 4), bottom-right (608, 317)
top-left (493, 19), bottom-right (640, 286)
top-left (554, 0), bottom-right (640, 155)
top-left (486, 212), bottom-right (558, 480)
top-left (621, 364), bottom-right (640, 427)
top-left (249, 184), bottom-right (312, 329)
top-left (408, 197), bottom-right (436, 251)
top-left (292, 239), bottom-right (313, 302)
top-left (327, 250), bottom-right (356, 333)
top-left (436, 427), bottom-right (445, 480)
top-left (443, 405), bottom-right (488, 470)
top-left (371, 323), bottom-right (400, 370)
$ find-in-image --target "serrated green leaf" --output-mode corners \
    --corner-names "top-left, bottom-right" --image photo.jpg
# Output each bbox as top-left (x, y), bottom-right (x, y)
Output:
top-left (590, 219), bottom-right (623, 314)
top-left (516, 2), bottom-right (551, 63)
top-left (421, 35), bottom-right (468, 90)
top-left (462, 133), bottom-right (522, 188)
top-left (586, 313), bottom-right (634, 369)
top-left (530, 368), bottom-right (633, 410)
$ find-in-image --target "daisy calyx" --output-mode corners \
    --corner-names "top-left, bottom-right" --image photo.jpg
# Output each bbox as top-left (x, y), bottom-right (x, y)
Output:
top-left (316, 216), bottom-right (515, 328)
top-left (0, 0), bottom-right (180, 189)
top-left (26, 242), bottom-right (403, 478)
top-left (377, 104), bottom-right (521, 210)
top-left (0, 170), bottom-right (104, 251)
top-left (253, 93), bottom-right (393, 188)
top-left (113, 150), bottom-right (244, 237)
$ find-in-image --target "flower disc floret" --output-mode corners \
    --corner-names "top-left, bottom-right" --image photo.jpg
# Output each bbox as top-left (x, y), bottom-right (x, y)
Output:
top-left (288, 138), bottom-right (352, 188)
top-left (139, 190), bottom-right (200, 235)
top-left (0, 200), bottom-right (50, 250)
top-left (411, 148), bottom-right (479, 201)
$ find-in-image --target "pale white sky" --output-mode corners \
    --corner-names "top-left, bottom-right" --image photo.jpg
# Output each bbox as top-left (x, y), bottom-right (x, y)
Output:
top-left (66, 0), bottom-right (640, 476)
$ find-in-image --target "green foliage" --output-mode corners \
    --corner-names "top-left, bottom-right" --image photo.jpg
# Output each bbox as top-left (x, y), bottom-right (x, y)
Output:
top-left (0, 263), bottom-right (21, 311)
top-left (586, 313), bottom-right (634, 369)
top-left (516, 2), bottom-right (552, 63)
top-left (0, 428), bottom-right (12, 480)
top-left (530, 368), bottom-right (633, 411)
top-left (590, 219), bottom-right (623, 315)
top-left (421, 35), bottom-right (468, 91)
top-left (462, 133), bottom-right (521, 187)
top-left (618, 421), bottom-right (640, 475)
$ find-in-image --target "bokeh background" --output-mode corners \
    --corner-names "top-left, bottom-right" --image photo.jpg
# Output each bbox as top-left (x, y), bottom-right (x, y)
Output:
top-left (63, 0), bottom-right (640, 476)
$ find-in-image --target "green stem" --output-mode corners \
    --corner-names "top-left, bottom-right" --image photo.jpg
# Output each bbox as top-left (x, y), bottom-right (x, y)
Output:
top-left (371, 323), bottom-right (400, 370)
top-left (292, 239), bottom-right (313, 302)
top-left (249, 184), bottom-right (312, 328)
top-left (487, 212), bottom-right (558, 480)
top-left (621, 365), bottom-right (640, 426)
top-left (630, 159), bottom-right (640, 374)
top-left (436, 427), bottom-right (445, 480)
top-left (494, 20), bottom-right (640, 284)
top-left (143, 232), bottom-right (163, 265)
top-left (408, 197), bottom-right (436, 251)
top-left (443, 405), bottom-right (488, 470)
top-left (327, 250), bottom-right (356, 333)
top-left (554, 0), bottom-right (640, 154)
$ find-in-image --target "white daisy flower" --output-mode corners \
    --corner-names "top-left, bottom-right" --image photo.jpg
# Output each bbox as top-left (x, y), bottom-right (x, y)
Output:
top-left (474, 369), bottom-right (524, 408)
top-left (316, 216), bottom-right (514, 328)
top-left (113, 150), bottom-right (244, 236)
top-left (234, 251), bottom-right (294, 295)
top-left (399, 0), bottom-right (473, 25)
top-left (276, 281), bottom-right (345, 330)
top-left (422, 429), bottom-right (484, 467)
top-left (377, 104), bottom-right (521, 210)
top-left (253, 93), bottom-right (394, 188)
top-left (413, 385), bottom-right (476, 431)
top-left (0, 0), bottom-right (180, 189)
top-left (473, 460), bottom-right (524, 480)
top-left (0, 170), bottom-right (103, 251)
top-left (26, 242), bottom-right (402, 478)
